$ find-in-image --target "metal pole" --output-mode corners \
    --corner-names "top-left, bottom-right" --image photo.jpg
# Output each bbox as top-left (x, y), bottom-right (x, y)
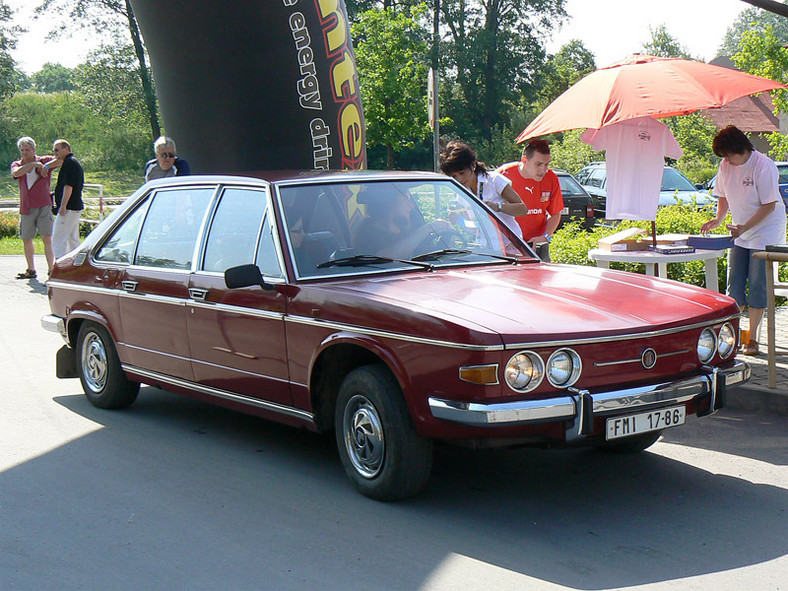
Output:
top-left (432, 0), bottom-right (440, 172)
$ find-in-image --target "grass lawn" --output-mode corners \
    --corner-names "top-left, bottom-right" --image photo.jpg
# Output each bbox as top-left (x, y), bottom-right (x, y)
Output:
top-left (0, 235), bottom-right (43, 255)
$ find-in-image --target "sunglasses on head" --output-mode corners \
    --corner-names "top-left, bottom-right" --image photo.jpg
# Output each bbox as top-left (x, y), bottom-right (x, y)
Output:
top-left (159, 152), bottom-right (176, 159)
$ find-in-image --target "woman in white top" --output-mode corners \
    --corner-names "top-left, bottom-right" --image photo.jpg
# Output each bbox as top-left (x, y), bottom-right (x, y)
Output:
top-left (439, 141), bottom-right (527, 238)
top-left (701, 126), bottom-right (787, 355)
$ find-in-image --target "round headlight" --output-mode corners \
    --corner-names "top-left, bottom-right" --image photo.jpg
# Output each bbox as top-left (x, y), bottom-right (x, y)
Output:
top-left (718, 323), bottom-right (735, 359)
top-left (505, 351), bottom-right (544, 392)
top-left (546, 348), bottom-right (582, 388)
top-left (697, 327), bottom-right (717, 362)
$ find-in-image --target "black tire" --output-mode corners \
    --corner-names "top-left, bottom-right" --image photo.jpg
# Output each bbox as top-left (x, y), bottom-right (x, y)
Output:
top-left (335, 365), bottom-right (433, 501)
top-left (76, 322), bottom-right (139, 409)
top-left (595, 431), bottom-right (662, 453)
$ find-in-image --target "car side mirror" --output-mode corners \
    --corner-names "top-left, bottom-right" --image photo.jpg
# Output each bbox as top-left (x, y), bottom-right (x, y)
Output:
top-left (225, 264), bottom-right (275, 291)
top-left (695, 183), bottom-right (704, 190)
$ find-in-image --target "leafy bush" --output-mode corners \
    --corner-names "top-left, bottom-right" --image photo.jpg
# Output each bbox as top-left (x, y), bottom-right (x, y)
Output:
top-left (0, 210), bottom-right (17, 238)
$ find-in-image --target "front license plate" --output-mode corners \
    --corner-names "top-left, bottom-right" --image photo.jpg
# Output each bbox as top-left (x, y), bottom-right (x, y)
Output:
top-left (605, 405), bottom-right (686, 440)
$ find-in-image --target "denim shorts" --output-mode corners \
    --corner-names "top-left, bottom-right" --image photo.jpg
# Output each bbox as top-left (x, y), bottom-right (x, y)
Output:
top-left (727, 245), bottom-right (767, 309)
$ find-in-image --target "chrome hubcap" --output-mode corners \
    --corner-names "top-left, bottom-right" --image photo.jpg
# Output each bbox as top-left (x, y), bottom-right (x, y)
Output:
top-left (81, 332), bottom-right (108, 393)
top-left (343, 395), bottom-right (385, 478)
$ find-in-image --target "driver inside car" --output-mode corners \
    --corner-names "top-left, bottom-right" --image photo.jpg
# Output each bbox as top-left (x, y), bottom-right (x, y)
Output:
top-left (354, 188), bottom-right (451, 259)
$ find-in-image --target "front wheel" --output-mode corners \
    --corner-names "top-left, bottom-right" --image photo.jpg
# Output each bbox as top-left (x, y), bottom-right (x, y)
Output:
top-left (77, 322), bottom-right (139, 409)
top-left (335, 365), bottom-right (433, 501)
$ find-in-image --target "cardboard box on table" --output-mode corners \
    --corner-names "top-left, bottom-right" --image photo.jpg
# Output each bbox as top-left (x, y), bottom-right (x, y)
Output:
top-left (597, 228), bottom-right (650, 251)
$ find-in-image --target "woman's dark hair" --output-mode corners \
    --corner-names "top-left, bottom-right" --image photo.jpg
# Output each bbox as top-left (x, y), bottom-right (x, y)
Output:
top-left (439, 140), bottom-right (488, 175)
top-left (712, 125), bottom-right (754, 157)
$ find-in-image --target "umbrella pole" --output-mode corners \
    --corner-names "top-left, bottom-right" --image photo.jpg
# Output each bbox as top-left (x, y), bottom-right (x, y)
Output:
top-left (651, 220), bottom-right (657, 248)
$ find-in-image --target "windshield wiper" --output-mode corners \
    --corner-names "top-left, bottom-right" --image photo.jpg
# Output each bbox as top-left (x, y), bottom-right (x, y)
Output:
top-left (412, 249), bottom-right (523, 264)
top-left (411, 248), bottom-right (472, 261)
top-left (316, 254), bottom-right (432, 269)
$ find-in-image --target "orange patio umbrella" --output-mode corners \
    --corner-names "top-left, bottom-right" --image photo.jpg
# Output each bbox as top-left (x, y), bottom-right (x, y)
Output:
top-left (516, 54), bottom-right (787, 143)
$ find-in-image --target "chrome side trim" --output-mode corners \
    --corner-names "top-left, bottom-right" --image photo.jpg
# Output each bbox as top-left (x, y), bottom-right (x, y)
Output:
top-left (186, 300), bottom-right (285, 321)
top-left (118, 291), bottom-right (188, 306)
top-left (428, 361), bottom-right (750, 428)
top-left (285, 315), bottom-right (504, 351)
top-left (44, 281), bottom-right (116, 296)
top-left (122, 365), bottom-right (315, 424)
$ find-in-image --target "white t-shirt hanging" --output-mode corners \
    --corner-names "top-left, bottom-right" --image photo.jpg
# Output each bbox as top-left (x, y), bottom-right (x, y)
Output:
top-left (476, 170), bottom-right (523, 237)
top-left (715, 150), bottom-right (786, 250)
top-left (581, 116), bottom-right (683, 220)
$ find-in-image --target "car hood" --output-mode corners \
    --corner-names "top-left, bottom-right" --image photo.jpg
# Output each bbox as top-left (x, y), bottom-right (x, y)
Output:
top-left (308, 263), bottom-right (737, 346)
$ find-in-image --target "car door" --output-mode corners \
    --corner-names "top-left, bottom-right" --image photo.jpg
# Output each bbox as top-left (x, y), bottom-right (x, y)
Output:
top-left (118, 185), bottom-right (216, 379)
top-left (186, 185), bottom-right (292, 406)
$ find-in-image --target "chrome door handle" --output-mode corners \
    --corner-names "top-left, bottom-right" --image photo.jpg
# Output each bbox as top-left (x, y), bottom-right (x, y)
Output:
top-left (189, 288), bottom-right (209, 301)
top-left (121, 281), bottom-right (138, 292)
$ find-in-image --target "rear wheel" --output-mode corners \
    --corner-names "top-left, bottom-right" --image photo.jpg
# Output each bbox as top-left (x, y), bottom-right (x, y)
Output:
top-left (335, 365), bottom-right (433, 501)
top-left (595, 431), bottom-right (662, 453)
top-left (77, 322), bottom-right (139, 409)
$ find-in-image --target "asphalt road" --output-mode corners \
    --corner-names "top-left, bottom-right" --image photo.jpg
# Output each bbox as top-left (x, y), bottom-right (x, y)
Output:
top-left (2, 254), bottom-right (787, 591)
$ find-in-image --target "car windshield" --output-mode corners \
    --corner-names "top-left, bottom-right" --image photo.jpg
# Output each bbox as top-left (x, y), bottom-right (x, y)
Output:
top-left (557, 174), bottom-right (587, 196)
top-left (278, 179), bottom-right (533, 278)
top-left (661, 167), bottom-right (696, 192)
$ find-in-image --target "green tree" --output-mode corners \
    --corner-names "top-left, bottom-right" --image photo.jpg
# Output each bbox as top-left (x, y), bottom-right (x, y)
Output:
top-left (440, 0), bottom-right (567, 142)
top-left (0, 0), bottom-right (21, 101)
top-left (535, 39), bottom-right (595, 111)
top-left (35, 0), bottom-right (160, 140)
top-left (719, 2), bottom-right (788, 57)
top-left (352, 7), bottom-right (431, 169)
top-left (664, 113), bottom-right (720, 183)
top-left (30, 62), bottom-right (76, 93)
top-left (732, 24), bottom-right (788, 158)
top-left (640, 24), bottom-right (692, 59)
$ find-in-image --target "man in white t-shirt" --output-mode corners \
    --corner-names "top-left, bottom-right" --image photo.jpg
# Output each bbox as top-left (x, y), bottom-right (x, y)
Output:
top-left (581, 116), bottom-right (683, 219)
top-left (701, 125), bottom-right (787, 355)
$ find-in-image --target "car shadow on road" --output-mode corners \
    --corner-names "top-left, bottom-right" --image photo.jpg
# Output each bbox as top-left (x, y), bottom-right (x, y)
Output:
top-left (5, 385), bottom-right (778, 590)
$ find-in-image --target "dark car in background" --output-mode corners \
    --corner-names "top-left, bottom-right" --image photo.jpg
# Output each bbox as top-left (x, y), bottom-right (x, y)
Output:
top-left (577, 162), bottom-right (715, 218)
top-left (555, 169), bottom-right (595, 230)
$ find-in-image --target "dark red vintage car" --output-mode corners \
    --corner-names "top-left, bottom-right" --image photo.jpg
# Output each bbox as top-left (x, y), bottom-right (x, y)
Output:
top-left (42, 171), bottom-right (750, 500)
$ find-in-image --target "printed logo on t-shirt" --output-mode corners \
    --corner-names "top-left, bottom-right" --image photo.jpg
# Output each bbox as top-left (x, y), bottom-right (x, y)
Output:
top-left (522, 186), bottom-right (535, 194)
top-left (637, 131), bottom-right (652, 141)
top-left (541, 191), bottom-right (550, 202)
top-left (527, 208), bottom-right (543, 215)
top-left (743, 177), bottom-right (754, 186)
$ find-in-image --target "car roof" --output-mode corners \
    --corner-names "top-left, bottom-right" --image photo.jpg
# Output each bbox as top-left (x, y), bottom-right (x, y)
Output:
top-left (141, 169), bottom-right (447, 190)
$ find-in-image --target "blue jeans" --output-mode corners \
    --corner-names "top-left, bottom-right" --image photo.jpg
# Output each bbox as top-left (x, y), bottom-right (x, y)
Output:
top-left (727, 245), bottom-right (767, 309)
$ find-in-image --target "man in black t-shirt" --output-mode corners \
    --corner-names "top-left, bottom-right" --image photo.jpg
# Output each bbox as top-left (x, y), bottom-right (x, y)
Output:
top-left (51, 139), bottom-right (85, 259)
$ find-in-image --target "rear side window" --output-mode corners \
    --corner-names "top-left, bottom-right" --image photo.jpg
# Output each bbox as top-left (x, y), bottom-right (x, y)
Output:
top-left (588, 168), bottom-right (606, 188)
top-left (202, 187), bottom-right (267, 273)
top-left (135, 187), bottom-right (214, 269)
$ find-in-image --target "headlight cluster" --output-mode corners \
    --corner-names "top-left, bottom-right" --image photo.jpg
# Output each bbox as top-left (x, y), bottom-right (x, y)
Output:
top-left (697, 322), bottom-right (735, 362)
top-left (504, 348), bottom-right (581, 392)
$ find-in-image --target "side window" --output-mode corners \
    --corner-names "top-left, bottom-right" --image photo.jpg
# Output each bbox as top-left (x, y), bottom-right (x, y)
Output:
top-left (135, 187), bottom-right (214, 270)
top-left (94, 201), bottom-right (149, 264)
top-left (202, 187), bottom-right (267, 273)
top-left (255, 213), bottom-right (284, 278)
top-left (588, 168), bottom-right (605, 188)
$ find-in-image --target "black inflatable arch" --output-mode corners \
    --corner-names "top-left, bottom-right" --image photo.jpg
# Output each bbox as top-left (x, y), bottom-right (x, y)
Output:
top-left (129, 0), bottom-right (366, 173)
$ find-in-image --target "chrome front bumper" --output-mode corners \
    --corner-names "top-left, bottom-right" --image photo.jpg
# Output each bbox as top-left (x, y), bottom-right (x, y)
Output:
top-left (428, 361), bottom-right (751, 441)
